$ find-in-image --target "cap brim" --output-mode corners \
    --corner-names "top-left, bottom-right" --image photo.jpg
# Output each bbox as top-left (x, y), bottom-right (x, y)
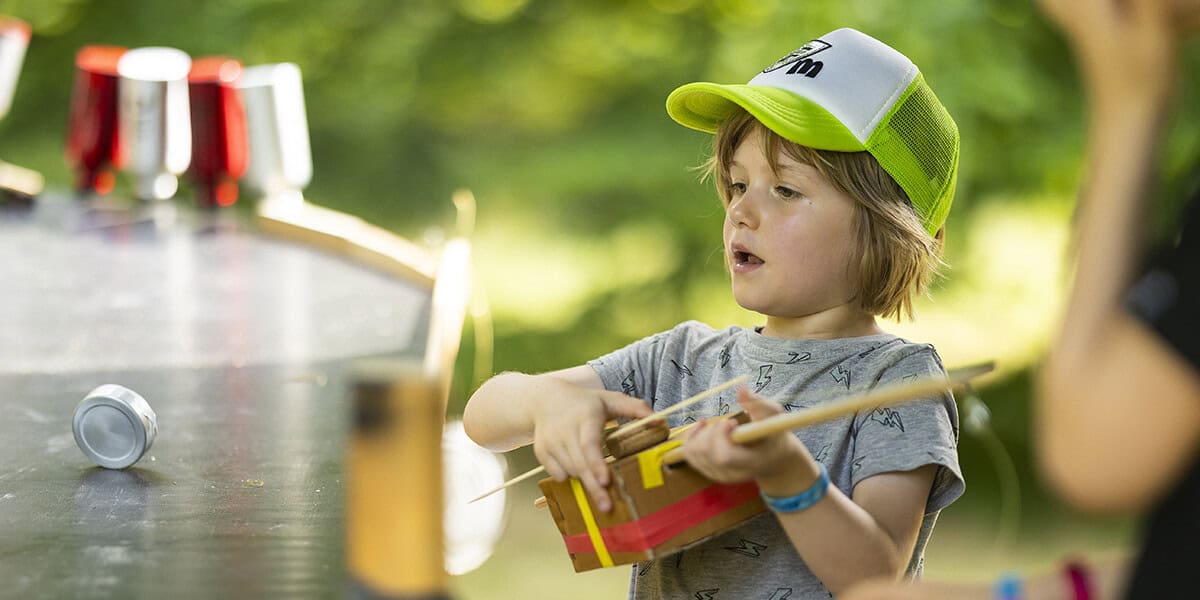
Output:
top-left (666, 82), bottom-right (865, 152)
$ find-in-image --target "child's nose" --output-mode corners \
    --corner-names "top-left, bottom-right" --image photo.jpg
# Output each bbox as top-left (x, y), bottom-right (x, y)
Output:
top-left (726, 189), bottom-right (761, 228)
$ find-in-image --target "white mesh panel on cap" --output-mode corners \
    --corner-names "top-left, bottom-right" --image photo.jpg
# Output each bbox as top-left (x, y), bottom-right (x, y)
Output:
top-left (747, 28), bottom-right (917, 143)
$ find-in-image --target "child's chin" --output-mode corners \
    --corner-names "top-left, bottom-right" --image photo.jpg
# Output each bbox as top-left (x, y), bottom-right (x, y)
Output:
top-left (730, 293), bottom-right (770, 315)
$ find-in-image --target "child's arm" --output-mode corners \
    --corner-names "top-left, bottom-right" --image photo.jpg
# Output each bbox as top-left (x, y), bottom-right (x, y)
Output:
top-left (463, 365), bottom-right (653, 511)
top-left (684, 387), bottom-right (935, 594)
top-left (1035, 0), bottom-right (1200, 514)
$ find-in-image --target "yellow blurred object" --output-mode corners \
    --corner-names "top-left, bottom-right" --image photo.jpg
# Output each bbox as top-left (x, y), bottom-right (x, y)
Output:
top-left (347, 360), bottom-right (448, 597)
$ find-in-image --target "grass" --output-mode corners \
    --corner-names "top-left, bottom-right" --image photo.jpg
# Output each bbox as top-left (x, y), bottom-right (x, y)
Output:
top-left (451, 479), bottom-right (630, 600)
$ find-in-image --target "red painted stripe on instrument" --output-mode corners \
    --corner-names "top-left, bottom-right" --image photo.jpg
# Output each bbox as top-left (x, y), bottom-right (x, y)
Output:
top-left (562, 481), bottom-right (760, 555)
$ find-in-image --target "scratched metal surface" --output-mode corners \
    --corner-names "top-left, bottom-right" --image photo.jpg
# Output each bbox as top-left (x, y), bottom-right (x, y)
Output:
top-left (0, 195), bottom-right (430, 598)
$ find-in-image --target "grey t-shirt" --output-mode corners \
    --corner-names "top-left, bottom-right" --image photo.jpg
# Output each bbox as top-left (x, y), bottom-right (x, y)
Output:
top-left (587, 320), bottom-right (964, 600)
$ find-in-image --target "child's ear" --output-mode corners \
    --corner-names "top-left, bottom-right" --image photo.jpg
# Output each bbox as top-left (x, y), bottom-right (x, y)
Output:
top-left (933, 226), bottom-right (946, 255)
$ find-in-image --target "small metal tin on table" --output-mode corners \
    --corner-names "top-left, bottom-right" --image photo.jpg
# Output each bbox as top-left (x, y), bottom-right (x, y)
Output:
top-left (72, 384), bottom-right (158, 469)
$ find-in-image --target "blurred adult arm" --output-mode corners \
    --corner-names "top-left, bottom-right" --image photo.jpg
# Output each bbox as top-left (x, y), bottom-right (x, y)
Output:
top-left (1035, 0), bottom-right (1200, 513)
top-left (839, 554), bottom-right (1131, 600)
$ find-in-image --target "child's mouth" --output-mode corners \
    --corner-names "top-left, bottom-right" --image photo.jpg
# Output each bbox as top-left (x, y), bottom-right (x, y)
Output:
top-left (729, 242), bottom-right (764, 273)
top-left (733, 250), bottom-right (764, 267)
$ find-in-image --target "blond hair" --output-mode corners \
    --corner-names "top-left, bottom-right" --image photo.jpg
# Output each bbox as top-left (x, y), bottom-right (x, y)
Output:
top-left (705, 110), bottom-right (944, 320)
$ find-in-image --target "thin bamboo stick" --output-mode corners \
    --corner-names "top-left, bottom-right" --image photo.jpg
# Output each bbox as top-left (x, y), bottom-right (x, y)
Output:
top-left (468, 464), bottom-right (546, 504)
top-left (608, 375), bottom-right (748, 438)
top-left (659, 362), bottom-right (994, 466)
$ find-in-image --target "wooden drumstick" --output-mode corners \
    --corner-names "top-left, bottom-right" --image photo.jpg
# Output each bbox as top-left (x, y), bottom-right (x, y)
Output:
top-left (659, 362), bottom-right (994, 466)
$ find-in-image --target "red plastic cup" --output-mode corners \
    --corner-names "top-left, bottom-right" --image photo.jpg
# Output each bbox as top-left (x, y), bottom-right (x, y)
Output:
top-left (188, 56), bottom-right (247, 208)
top-left (65, 45), bottom-right (126, 195)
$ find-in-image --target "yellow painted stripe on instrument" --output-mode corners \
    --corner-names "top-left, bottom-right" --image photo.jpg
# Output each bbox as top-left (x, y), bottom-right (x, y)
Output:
top-left (570, 478), bottom-right (613, 567)
top-left (637, 439), bottom-right (683, 489)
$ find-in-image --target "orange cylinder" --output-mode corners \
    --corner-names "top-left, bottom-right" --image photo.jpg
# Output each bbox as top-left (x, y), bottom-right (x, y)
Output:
top-left (347, 360), bottom-right (449, 599)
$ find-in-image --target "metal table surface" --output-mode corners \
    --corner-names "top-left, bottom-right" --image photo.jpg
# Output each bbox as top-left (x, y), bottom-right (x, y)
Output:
top-left (0, 195), bottom-right (432, 599)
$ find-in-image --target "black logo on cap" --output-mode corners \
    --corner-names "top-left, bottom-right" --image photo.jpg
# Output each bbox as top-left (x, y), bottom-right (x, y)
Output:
top-left (762, 39), bottom-right (831, 78)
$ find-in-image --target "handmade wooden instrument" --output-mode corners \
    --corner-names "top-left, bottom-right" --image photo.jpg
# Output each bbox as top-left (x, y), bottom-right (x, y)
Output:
top-left (535, 361), bottom-right (995, 572)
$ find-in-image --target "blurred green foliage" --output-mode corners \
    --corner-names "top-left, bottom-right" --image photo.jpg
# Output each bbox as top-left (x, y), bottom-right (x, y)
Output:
top-left (5, 1), bottom-right (1198, 366)
top-left (1, 2), bottom-right (1195, 588)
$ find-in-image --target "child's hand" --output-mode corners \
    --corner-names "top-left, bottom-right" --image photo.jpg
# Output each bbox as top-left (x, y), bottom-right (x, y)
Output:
top-left (532, 384), bottom-right (653, 512)
top-left (683, 387), bottom-right (819, 491)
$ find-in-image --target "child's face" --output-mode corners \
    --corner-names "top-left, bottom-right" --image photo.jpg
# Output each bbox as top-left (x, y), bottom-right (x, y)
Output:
top-left (723, 129), bottom-right (862, 322)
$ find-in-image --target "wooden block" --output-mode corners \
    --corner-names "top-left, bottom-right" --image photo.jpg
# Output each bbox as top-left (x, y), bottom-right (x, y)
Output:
top-left (604, 419), bottom-right (669, 458)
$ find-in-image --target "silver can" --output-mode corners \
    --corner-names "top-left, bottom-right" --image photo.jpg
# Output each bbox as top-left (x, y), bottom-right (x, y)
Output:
top-left (73, 384), bottom-right (158, 469)
top-left (239, 63), bottom-right (312, 200)
top-left (116, 46), bottom-right (192, 201)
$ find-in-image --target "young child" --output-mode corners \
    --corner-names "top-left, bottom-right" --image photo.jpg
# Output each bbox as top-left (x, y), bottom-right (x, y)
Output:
top-left (464, 27), bottom-right (963, 598)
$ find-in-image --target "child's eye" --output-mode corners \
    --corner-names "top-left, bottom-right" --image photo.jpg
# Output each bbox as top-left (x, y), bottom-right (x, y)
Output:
top-left (727, 182), bottom-right (747, 195)
top-left (774, 186), bottom-right (800, 200)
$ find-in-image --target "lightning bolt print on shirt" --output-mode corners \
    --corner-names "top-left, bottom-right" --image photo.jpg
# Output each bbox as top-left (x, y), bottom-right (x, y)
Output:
top-left (755, 364), bottom-right (773, 393)
top-left (586, 321), bottom-right (964, 599)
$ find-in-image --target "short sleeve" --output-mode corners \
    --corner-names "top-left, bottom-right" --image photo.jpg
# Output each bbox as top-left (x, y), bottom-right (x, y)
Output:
top-left (1126, 201), bottom-right (1200, 369)
top-left (850, 348), bottom-right (965, 514)
top-left (587, 328), bottom-right (673, 405)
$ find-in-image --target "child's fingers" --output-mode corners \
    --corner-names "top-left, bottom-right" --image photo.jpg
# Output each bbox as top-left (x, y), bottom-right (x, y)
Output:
top-left (580, 471), bottom-right (612, 513)
top-left (601, 391), bottom-right (654, 419)
top-left (738, 386), bottom-right (783, 421)
top-left (682, 420), bottom-right (716, 465)
top-left (683, 418), bottom-right (709, 442)
top-left (581, 436), bottom-right (610, 489)
top-left (577, 422), bottom-right (609, 486)
top-left (536, 444), bottom-right (568, 482)
top-left (683, 418), bottom-right (757, 482)
top-left (564, 440), bottom-right (611, 512)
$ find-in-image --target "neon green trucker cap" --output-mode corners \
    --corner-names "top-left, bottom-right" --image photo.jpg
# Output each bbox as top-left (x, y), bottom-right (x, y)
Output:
top-left (666, 28), bottom-right (959, 236)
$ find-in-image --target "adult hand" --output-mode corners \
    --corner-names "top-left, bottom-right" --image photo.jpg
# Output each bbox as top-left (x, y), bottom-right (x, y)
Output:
top-left (1037, 0), bottom-right (1178, 105)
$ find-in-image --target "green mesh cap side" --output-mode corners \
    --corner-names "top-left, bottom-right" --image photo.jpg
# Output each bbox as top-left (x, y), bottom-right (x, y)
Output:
top-left (864, 73), bottom-right (959, 236)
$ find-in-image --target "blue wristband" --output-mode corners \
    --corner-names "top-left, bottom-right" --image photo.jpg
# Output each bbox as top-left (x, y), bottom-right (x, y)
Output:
top-left (993, 572), bottom-right (1023, 600)
top-left (759, 463), bottom-right (829, 513)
